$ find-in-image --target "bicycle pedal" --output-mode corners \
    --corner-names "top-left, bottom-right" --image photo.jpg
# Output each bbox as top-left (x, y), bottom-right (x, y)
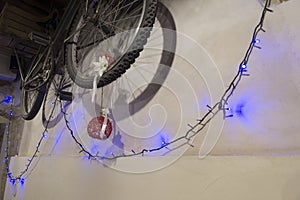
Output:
top-left (29, 31), bottom-right (50, 46)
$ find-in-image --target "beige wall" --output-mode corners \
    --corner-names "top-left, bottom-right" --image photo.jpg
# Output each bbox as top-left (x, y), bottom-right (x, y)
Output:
top-left (5, 156), bottom-right (300, 200)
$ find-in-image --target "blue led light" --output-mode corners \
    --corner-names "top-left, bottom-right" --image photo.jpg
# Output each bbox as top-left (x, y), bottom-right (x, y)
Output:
top-left (235, 102), bottom-right (246, 118)
top-left (43, 134), bottom-right (48, 139)
top-left (3, 96), bottom-right (12, 104)
top-left (254, 38), bottom-right (261, 44)
top-left (161, 139), bottom-right (166, 145)
top-left (20, 178), bottom-right (25, 185)
top-left (99, 157), bottom-right (105, 161)
top-left (241, 64), bottom-right (247, 69)
top-left (160, 134), bottom-right (169, 147)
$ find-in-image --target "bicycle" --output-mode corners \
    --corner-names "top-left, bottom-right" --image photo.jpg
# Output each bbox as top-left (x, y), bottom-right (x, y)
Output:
top-left (16, 0), bottom-right (158, 120)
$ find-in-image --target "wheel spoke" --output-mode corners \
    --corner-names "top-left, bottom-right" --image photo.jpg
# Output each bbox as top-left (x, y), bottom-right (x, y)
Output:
top-left (109, 14), bottom-right (142, 24)
top-left (101, 0), bottom-right (140, 20)
top-left (101, 20), bottom-right (125, 33)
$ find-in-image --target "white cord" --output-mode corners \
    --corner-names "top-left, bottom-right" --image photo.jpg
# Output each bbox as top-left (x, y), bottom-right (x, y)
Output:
top-left (92, 56), bottom-right (109, 103)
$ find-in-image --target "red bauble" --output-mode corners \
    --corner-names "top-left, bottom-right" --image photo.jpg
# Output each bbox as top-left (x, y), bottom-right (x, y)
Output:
top-left (87, 116), bottom-right (113, 140)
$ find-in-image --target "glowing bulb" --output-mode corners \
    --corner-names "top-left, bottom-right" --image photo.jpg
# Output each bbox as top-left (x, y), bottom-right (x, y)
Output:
top-left (20, 178), bottom-right (25, 185)
top-left (3, 96), bottom-right (12, 104)
top-left (241, 64), bottom-right (247, 70)
top-left (254, 38), bottom-right (261, 44)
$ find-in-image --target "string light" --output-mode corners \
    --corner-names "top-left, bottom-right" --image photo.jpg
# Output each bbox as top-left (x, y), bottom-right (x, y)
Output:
top-left (4, 0), bottom-right (273, 183)
top-left (62, 0), bottom-right (273, 161)
top-left (254, 38), bottom-right (261, 44)
top-left (4, 95), bottom-right (59, 184)
top-left (241, 64), bottom-right (248, 70)
top-left (20, 178), bottom-right (25, 185)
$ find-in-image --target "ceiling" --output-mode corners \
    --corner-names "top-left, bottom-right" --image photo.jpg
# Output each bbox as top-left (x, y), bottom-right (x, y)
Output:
top-left (0, 0), bottom-right (68, 58)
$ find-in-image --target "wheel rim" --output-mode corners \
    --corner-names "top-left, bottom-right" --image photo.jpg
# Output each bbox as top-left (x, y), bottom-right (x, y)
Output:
top-left (69, 0), bottom-right (148, 85)
top-left (22, 89), bottom-right (39, 114)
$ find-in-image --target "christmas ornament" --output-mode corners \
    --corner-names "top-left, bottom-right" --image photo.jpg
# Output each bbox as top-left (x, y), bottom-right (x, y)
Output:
top-left (87, 109), bottom-right (113, 140)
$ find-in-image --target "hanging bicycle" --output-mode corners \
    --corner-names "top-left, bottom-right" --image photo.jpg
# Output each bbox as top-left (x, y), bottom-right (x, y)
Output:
top-left (16, 0), bottom-right (158, 120)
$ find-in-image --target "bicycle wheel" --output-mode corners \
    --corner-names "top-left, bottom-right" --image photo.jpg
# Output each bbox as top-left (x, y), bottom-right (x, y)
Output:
top-left (42, 73), bottom-right (73, 128)
top-left (66, 0), bottom-right (158, 89)
top-left (20, 84), bottom-right (46, 120)
top-left (21, 48), bottom-right (55, 120)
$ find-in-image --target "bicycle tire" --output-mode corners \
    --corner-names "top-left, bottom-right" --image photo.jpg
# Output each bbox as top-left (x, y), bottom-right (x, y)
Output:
top-left (127, 1), bottom-right (177, 115)
top-left (20, 84), bottom-right (46, 120)
top-left (42, 73), bottom-right (72, 128)
top-left (66, 0), bottom-right (158, 89)
top-left (21, 47), bottom-right (55, 120)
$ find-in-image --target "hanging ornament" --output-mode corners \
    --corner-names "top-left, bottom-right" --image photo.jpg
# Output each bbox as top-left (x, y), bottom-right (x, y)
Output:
top-left (100, 52), bottom-right (115, 66)
top-left (91, 52), bottom-right (115, 103)
top-left (87, 109), bottom-right (113, 140)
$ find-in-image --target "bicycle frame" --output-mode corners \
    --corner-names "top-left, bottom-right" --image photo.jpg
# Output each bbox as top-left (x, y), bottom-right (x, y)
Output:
top-left (16, 0), bottom-right (84, 91)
